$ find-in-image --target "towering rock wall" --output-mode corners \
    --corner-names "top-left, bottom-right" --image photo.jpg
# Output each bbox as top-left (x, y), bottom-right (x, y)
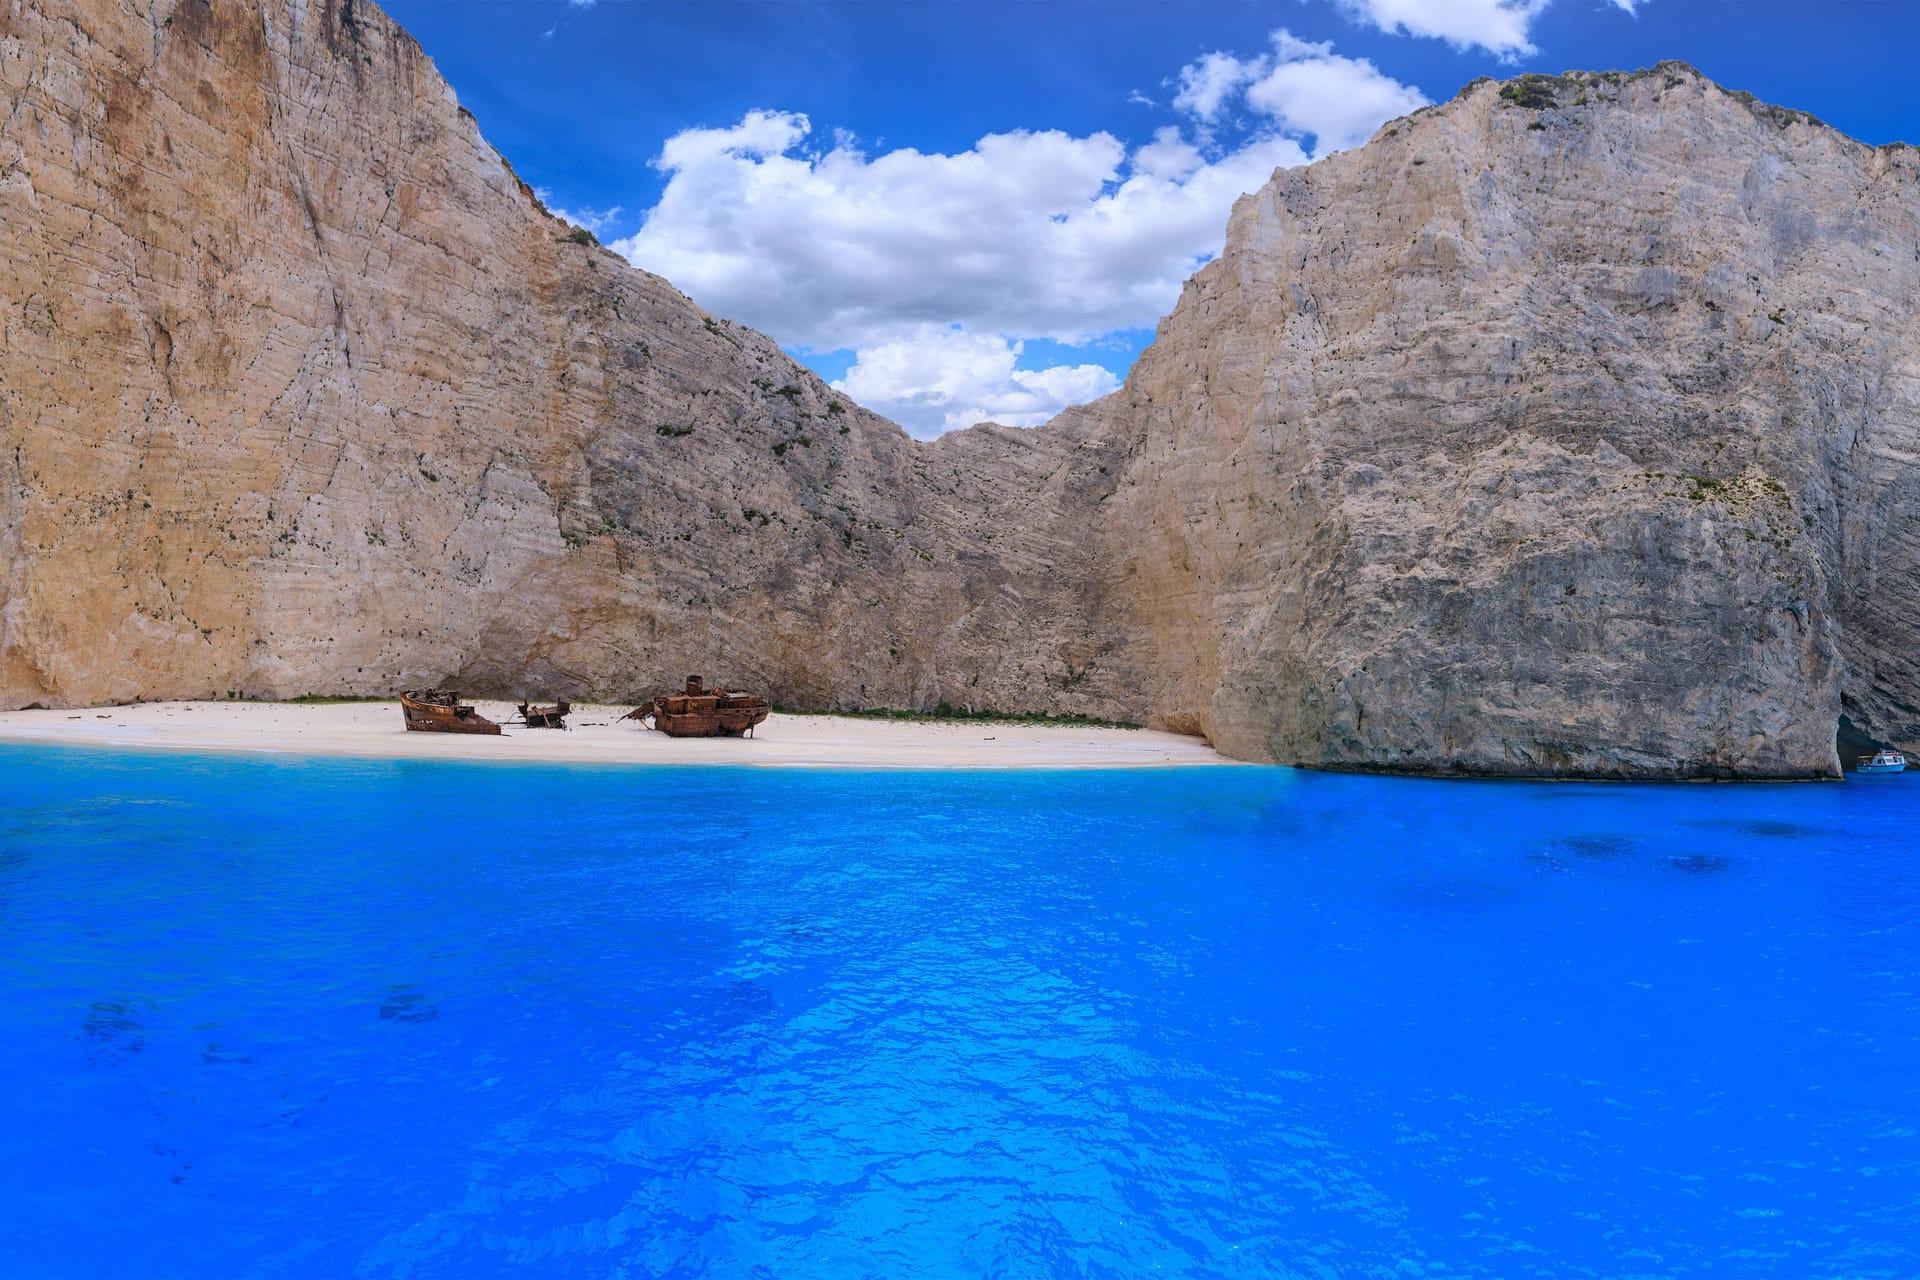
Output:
top-left (1077, 68), bottom-right (1920, 776)
top-left (0, 0), bottom-right (1138, 717)
top-left (2, 3), bottom-right (1916, 777)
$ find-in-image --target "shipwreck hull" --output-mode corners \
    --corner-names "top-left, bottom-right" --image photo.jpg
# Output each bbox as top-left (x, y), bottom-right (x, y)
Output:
top-left (399, 690), bottom-right (502, 735)
top-left (639, 676), bottom-right (770, 737)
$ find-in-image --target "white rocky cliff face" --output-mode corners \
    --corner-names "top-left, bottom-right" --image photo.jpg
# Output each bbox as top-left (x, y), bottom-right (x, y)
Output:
top-left (0, 0), bottom-right (1134, 721)
top-left (1079, 68), bottom-right (1919, 777)
top-left (2, 4), bottom-right (1914, 777)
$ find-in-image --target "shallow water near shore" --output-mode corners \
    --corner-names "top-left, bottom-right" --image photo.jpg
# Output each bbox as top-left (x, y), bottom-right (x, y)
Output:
top-left (2, 745), bottom-right (1916, 1278)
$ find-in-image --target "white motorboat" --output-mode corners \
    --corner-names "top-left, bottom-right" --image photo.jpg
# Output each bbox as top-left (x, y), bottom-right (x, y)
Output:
top-left (1856, 749), bottom-right (1907, 774)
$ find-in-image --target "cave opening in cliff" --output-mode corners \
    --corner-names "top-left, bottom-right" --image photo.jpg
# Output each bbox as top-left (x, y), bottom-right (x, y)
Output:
top-left (1836, 713), bottom-right (1884, 770)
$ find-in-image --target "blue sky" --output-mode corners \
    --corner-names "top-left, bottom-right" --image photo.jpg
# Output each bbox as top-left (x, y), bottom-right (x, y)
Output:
top-left (383, 0), bottom-right (1920, 436)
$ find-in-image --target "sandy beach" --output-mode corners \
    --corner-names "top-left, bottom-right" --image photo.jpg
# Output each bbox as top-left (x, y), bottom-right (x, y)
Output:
top-left (0, 700), bottom-right (1234, 769)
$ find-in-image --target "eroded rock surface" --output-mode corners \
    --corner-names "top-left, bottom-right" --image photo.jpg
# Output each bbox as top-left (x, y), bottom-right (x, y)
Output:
top-left (0, 0), bottom-right (1135, 718)
top-left (2, 6), bottom-right (1915, 777)
top-left (1077, 67), bottom-right (1920, 776)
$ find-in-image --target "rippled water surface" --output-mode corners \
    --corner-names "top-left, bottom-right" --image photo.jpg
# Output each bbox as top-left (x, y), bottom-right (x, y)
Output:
top-left (3, 746), bottom-right (1918, 1277)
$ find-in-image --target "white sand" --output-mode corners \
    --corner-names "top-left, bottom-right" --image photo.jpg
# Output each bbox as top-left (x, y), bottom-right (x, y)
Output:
top-left (0, 700), bottom-right (1234, 769)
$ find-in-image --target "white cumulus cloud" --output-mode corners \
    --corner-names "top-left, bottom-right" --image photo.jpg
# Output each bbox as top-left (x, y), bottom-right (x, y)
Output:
top-left (1173, 30), bottom-right (1428, 152)
top-left (833, 327), bottom-right (1121, 439)
top-left (605, 30), bottom-right (1423, 436)
top-left (1174, 51), bottom-right (1261, 125)
top-left (611, 116), bottom-right (1307, 352)
top-left (1245, 34), bottom-right (1431, 151)
top-left (1337, 0), bottom-right (1641, 60)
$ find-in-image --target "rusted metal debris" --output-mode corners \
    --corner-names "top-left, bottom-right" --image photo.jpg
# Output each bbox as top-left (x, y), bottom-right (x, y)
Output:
top-left (399, 689), bottom-right (502, 735)
top-left (517, 699), bottom-right (571, 730)
top-left (622, 675), bottom-right (770, 738)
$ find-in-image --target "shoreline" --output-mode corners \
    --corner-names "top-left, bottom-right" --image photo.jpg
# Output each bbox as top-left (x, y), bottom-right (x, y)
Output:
top-left (0, 700), bottom-right (1235, 770)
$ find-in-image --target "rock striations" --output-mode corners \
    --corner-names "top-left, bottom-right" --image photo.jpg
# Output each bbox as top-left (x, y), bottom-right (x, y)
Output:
top-left (0, 0), bottom-right (1129, 722)
top-left (2, 4), bottom-right (1916, 778)
top-left (1085, 68), bottom-right (1920, 777)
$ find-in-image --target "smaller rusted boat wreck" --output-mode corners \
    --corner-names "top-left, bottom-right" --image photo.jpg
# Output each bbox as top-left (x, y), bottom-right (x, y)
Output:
top-left (400, 689), bottom-right (502, 735)
top-left (517, 699), bottom-right (571, 730)
top-left (625, 676), bottom-right (770, 738)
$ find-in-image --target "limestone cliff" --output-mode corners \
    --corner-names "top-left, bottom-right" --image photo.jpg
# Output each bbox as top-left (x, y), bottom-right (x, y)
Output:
top-left (2, 4), bottom-right (1915, 778)
top-left (1077, 67), bottom-right (1920, 777)
top-left (0, 0), bottom-right (1136, 718)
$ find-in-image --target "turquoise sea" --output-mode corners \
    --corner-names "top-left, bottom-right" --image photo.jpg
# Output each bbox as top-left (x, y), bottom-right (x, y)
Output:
top-left (2, 744), bottom-right (1916, 1278)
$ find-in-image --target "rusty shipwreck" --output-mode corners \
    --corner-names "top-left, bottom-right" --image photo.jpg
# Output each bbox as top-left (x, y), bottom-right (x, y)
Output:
top-left (625, 676), bottom-right (770, 738)
top-left (399, 689), bottom-right (502, 735)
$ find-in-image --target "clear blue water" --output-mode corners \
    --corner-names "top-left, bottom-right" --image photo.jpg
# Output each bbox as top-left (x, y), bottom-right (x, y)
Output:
top-left (2, 745), bottom-right (1918, 1278)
